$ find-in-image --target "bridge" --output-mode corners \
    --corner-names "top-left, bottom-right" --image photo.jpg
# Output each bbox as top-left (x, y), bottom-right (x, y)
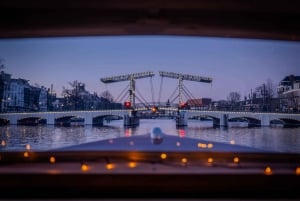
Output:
top-left (1, 71), bottom-right (300, 127)
top-left (1, 107), bottom-right (300, 128)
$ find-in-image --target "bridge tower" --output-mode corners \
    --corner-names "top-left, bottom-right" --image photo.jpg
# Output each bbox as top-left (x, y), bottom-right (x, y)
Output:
top-left (100, 71), bottom-right (155, 127)
top-left (159, 71), bottom-right (212, 127)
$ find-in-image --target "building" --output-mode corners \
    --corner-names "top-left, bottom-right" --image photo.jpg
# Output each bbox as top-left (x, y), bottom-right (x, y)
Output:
top-left (277, 75), bottom-right (300, 112)
top-left (0, 71), bottom-right (48, 112)
top-left (186, 98), bottom-right (211, 109)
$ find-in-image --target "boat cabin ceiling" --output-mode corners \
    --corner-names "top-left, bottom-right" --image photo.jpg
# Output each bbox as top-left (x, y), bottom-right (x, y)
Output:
top-left (0, 0), bottom-right (300, 41)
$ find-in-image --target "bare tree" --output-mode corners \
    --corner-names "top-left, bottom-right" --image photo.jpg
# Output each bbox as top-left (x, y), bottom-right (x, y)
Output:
top-left (62, 80), bottom-right (86, 110)
top-left (100, 90), bottom-right (114, 102)
top-left (0, 58), bottom-right (5, 70)
top-left (227, 91), bottom-right (241, 103)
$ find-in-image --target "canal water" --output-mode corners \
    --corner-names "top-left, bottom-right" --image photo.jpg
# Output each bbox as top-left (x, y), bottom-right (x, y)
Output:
top-left (1, 119), bottom-right (300, 153)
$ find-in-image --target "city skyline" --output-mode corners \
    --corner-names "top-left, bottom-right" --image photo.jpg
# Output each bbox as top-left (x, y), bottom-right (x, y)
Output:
top-left (1, 35), bottom-right (300, 102)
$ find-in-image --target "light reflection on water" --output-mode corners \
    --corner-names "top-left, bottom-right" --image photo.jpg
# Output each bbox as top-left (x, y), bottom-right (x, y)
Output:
top-left (1, 119), bottom-right (300, 153)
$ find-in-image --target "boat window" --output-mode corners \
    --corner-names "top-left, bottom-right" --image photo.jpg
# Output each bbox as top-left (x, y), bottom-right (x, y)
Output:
top-left (0, 35), bottom-right (300, 153)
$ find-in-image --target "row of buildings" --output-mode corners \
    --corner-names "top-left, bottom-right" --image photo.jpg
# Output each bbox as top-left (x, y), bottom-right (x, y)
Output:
top-left (0, 71), bottom-right (121, 113)
top-left (178, 75), bottom-right (300, 113)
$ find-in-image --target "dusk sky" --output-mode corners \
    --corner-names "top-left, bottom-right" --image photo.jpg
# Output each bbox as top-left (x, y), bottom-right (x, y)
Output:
top-left (0, 35), bottom-right (300, 103)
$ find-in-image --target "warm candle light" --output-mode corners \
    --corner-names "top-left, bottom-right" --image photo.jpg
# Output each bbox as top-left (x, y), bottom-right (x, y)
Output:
top-left (81, 163), bottom-right (89, 172)
top-left (265, 166), bottom-right (272, 175)
top-left (295, 167), bottom-right (300, 175)
top-left (181, 157), bottom-right (188, 164)
top-left (106, 163), bottom-right (115, 170)
top-left (128, 162), bottom-right (137, 168)
top-left (23, 151), bottom-right (29, 158)
top-left (207, 157), bottom-right (214, 164)
top-left (233, 157), bottom-right (239, 164)
top-left (160, 153), bottom-right (167, 160)
top-left (49, 156), bottom-right (56, 164)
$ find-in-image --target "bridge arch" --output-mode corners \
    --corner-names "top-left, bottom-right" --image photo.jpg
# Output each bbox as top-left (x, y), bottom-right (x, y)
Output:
top-left (0, 118), bottom-right (10, 126)
top-left (17, 117), bottom-right (47, 126)
top-left (92, 114), bottom-right (123, 126)
top-left (228, 116), bottom-right (261, 127)
top-left (271, 118), bottom-right (300, 128)
top-left (55, 115), bottom-right (84, 126)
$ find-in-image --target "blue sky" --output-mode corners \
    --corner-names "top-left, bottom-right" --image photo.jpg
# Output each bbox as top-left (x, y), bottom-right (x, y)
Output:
top-left (0, 35), bottom-right (300, 102)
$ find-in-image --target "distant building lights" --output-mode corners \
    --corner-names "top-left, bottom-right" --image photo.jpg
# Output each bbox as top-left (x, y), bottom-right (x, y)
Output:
top-left (1, 140), bottom-right (6, 146)
top-left (25, 144), bottom-right (31, 150)
top-left (207, 143), bottom-right (214, 148)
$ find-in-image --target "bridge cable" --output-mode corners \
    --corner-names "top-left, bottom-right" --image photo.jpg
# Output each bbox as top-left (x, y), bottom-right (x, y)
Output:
top-left (170, 94), bottom-right (179, 104)
top-left (182, 84), bottom-right (199, 106)
top-left (134, 94), bottom-right (151, 108)
top-left (150, 77), bottom-right (155, 104)
top-left (167, 86), bottom-right (179, 103)
top-left (114, 84), bottom-right (130, 103)
top-left (157, 76), bottom-right (164, 104)
top-left (135, 86), bottom-right (152, 108)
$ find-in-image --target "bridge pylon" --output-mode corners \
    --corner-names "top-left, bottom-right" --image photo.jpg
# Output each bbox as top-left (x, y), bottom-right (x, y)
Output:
top-left (100, 71), bottom-right (155, 127)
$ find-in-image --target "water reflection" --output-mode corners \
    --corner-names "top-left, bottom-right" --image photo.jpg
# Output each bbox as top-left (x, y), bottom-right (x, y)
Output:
top-left (1, 119), bottom-right (300, 153)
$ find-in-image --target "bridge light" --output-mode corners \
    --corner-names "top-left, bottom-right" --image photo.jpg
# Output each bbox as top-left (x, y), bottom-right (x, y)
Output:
top-left (124, 101), bottom-right (131, 109)
top-left (151, 106), bottom-right (158, 113)
top-left (179, 102), bottom-right (187, 109)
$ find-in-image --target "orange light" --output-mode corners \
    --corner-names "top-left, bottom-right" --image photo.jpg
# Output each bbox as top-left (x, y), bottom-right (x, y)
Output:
top-left (49, 156), bottom-right (56, 164)
top-left (233, 157), bottom-right (239, 164)
top-left (106, 163), bottom-right (115, 170)
top-left (160, 153), bottom-right (167, 160)
top-left (23, 151), bottom-right (29, 158)
top-left (128, 162), bottom-right (137, 168)
top-left (181, 157), bottom-right (188, 164)
top-left (207, 157), bottom-right (214, 164)
top-left (81, 163), bottom-right (89, 172)
top-left (207, 143), bottom-right (213, 148)
top-left (296, 167), bottom-right (300, 175)
top-left (264, 166), bottom-right (272, 175)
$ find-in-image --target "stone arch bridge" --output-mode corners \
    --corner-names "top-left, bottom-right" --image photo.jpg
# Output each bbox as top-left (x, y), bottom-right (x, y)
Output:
top-left (1, 109), bottom-right (300, 127)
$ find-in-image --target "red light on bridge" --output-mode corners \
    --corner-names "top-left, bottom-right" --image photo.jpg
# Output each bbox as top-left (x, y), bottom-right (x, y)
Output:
top-left (179, 102), bottom-right (187, 109)
top-left (124, 101), bottom-right (131, 109)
